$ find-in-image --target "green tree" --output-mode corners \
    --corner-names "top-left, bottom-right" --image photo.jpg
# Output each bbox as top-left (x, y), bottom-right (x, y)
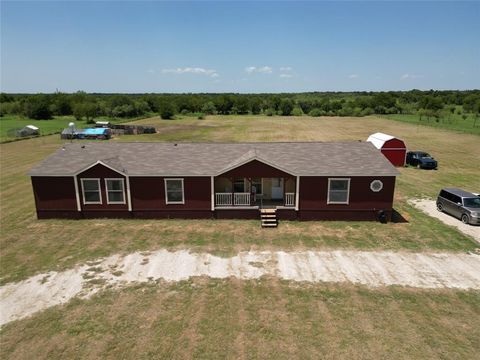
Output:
top-left (158, 101), bottom-right (176, 119)
top-left (279, 98), bottom-right (294, 116)
top-left (23, 95), bottom-right (53, 120)
top-left (201, 101), bottom-right (217, 115)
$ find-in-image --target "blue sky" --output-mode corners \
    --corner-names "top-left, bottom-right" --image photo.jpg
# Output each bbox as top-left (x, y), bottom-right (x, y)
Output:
top-left (1, 1), bottom-right (479, 93)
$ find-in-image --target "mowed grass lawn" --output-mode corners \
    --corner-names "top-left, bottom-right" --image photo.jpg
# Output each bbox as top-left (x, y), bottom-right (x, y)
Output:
top-left (1, 280), bottom-right (479, 359)
top-left (1, 115), bottom-right (479, 358)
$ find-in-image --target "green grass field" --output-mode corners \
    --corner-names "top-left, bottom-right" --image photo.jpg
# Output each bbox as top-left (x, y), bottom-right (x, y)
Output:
top-left (0, 114), bottom-right (152, 142)
top-left (383, 113), bottom-right (480, 135)
top-left (0, 115), bottom-right (80, 142)
top-left (1, 115), bottom-right (479, 358)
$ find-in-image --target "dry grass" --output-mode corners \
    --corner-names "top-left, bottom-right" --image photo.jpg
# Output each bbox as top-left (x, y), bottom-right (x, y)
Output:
top-left (1, 279), bottom-right (479, 359)
top-left (1, 116), bottom-right (479, 284)
top-left (1, 115), bottom-right (480, 358)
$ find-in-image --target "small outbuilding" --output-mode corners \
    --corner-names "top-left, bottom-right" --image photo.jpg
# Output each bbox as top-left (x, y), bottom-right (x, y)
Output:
top-left (17, 125), bottom-right (39, 137)
top-left (367, 132), bottom-right (406, 167)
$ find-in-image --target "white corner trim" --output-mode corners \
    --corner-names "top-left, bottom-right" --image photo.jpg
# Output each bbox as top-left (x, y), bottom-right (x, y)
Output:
top-left (164, 178), bottom-right (185, 205)
top-left (104, 178), bottom-right (126, 205)
top-left (80, 178), bottom-right (102, 205)
top-left (73, 176), bottom-right (81, 211)
top-left (210, 176), bottom-right (214, 211)
top-left (327, 178), bottom-right (351, 205)
top-left (126, 176), bottom-right (132, 211)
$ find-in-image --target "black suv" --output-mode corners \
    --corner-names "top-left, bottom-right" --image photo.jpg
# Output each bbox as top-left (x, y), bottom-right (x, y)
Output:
top-left (406, 151), bottom-right (438, 169)
top-left (437, 188), bottom-right (480, 225)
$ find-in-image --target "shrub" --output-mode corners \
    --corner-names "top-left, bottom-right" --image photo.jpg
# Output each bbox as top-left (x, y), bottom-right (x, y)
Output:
top-left (197, 112), bottom-right (205, 120)
top-left (265, 108), bottom-right (275, 116)
top-left (292, 107), bottom-right (303, 116)
top-left (308, 108), bottom-right (324, 117)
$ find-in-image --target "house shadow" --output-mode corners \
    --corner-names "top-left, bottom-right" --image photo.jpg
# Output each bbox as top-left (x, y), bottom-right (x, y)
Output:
top-left (391, 209), bottom-right (409, 223)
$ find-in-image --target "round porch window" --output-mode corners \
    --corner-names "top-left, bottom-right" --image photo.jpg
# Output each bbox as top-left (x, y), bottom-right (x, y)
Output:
top-left (370, 180), bottom-right (383, 192)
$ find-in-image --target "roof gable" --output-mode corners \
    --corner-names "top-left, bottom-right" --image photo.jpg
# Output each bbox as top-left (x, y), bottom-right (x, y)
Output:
top-left (216, 149), bottom-right (295, 176)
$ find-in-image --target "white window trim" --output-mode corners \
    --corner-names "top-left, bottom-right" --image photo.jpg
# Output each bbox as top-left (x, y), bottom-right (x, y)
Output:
top-left (327, 178), bottom-right (351, 205)
top-left (370, 179), bottom-right (383, 193)
top-left (105, 178), bottom-right (126, 204)
top-left (164, 178), bottom-right (185, 205)
top-left (80, 178), bottom-right (102, 205)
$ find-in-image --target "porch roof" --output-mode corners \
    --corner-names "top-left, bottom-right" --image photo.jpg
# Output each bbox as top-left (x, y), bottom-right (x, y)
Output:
top-left (28, 141), bottom-right (400, 177)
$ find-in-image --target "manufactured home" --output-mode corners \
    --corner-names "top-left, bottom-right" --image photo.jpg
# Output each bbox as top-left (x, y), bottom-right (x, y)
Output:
top-left (28, 142), bottom-right (399, 222)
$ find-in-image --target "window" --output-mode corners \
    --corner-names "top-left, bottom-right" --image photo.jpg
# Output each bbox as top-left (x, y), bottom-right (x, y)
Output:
top-left (233, 178), bottom-right (245, 192)
top-left (81, 179), bottom-right (102, 204)
top-left (370, 180), bottom-right (383, 192)
top-left (252, 178), bottom-right (262, 195)
top-left (105, 178), bottom-right (125, 204)
top-left (327, 178), bottom-right (350, 204)
top-left (165, 178), bottom-right (184, 204)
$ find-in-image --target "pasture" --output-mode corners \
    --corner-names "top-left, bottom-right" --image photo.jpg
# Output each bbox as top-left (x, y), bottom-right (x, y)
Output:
top-left (1, 115), bottom-right (479, 358)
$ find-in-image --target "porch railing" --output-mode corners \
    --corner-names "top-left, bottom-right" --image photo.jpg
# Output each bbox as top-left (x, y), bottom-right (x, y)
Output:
top-left (215, 193), bottom-right (232, 206)
top-left (215, 192), bottom-right (251, 206)
top-left (285, 193), bottom-right (295, 207)
top-left (234, 192), bottom-right (250, 206)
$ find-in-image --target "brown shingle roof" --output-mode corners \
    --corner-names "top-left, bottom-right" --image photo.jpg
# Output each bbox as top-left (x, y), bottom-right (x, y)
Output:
top-left (28, 141), bottom-right (400, 177)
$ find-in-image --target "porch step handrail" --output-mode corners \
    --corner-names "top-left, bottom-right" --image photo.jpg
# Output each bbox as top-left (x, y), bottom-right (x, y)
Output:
top-left (285, 192), bottom-right (295, 206)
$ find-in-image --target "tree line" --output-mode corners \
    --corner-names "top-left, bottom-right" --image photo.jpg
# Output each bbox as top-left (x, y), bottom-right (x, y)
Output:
top-left (0, 90), bottom-right (479, 121)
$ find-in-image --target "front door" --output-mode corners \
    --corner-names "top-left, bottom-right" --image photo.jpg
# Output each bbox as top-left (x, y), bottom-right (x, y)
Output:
top-left (271, 178), bottom-right (284, 200)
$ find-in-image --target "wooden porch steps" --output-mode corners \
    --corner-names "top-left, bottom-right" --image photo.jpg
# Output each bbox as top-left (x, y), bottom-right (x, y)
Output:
top-left (260, 209), bottom-right (277, 228)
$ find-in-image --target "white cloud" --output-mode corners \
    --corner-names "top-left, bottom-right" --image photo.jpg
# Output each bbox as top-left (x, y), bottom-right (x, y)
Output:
top-left (400, 73), bottom-right (424, 80)
top-left (161, 67), bottom-right (218, 77)
top-left (348, 74), bottom-right (359, 79)
top-left (280, 74), bottom-right (293, 78)
top-left (279, 66), bottom-right (292, 72)
top-left (245, 66), bottom-right (273, 74)
top-left (146, 69), bottom-right (155, 74)
top-left (210, 73), bottom-right (219, 78)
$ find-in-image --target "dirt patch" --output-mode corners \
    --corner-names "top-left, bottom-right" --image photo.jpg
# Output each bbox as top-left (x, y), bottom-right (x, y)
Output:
top-left (409, 199), bottom-right (480, 243)
top-left (1, 249), bottom-right (479, 326)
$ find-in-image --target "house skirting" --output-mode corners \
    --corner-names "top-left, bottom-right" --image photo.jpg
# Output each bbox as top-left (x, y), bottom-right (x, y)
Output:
top-left (36, 208), bottom-right (391, 221)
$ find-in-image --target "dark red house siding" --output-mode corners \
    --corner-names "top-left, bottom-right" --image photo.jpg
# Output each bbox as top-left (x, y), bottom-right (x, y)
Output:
top-left (130, 176), bottom-right (212, 218)
top-left (31, 163), bottom-right (396, 221)
top-left (76, 164), bottom-right (128, 214)
top-left (31, 176), bottom-right (78, 218)
top-left (298, 176), bottom-right (395, 220)
top-left (219, 159), bottom-right (294, 178)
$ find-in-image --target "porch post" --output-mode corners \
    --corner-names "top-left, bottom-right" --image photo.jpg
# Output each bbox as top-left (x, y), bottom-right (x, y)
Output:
top-left (211, 176), bottom-right (214, 211)
top-left (283, 177), bottom-right (287, 206)
top-left (231, 177), bottom-right (234, 206)
top-left (295, 176), bottom-right (300, 211)
top-left (247, 177), bottom-right (252, 205)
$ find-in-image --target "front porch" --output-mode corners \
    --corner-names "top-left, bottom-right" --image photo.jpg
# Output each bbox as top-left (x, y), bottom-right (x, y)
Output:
top-left (214, 177), bottom-right (297, 209)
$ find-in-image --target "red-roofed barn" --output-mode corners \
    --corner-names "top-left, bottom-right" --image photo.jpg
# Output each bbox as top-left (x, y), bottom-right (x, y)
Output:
top-left (367, 133), bottom-right (406, 167)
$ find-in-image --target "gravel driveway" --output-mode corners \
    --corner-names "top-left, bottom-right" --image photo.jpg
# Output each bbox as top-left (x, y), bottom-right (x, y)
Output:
top-left (409, 199), bottom-right (480, 243)
top-left (1, 249), bottom-right (479, 326)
